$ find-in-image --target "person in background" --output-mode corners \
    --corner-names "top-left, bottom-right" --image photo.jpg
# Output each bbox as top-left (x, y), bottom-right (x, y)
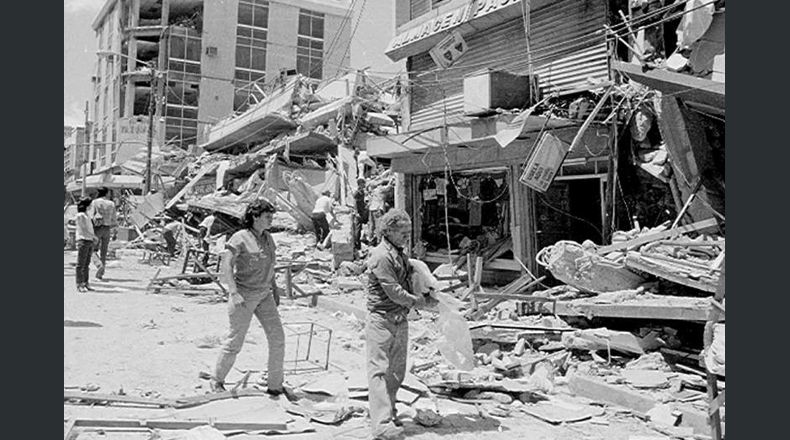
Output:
top-left (161, 218), bottom-right (182, 257)
top-left (365, 209), bottom-right (436, 440)
top-left (199, 211), bottom-right (217, 266)
top-left (91, 187), bottom-right (117, 280)
top-left (311, 190), bottom-right (334, 247)
top-left (75, 198), bottom-right (97, 292)
top-left (367, 182), bottom-right (386, 246)
top-left (353, 178), bottom-right (369, 251)
top-left (210, 200), bottom-right (289, 397)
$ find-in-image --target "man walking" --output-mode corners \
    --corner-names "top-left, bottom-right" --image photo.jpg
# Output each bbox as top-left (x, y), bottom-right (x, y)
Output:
top-left (91, 187), bottom-right (117, 280)
top-left (199, 211), bottom-right (217, 266)
top-left (210, 200), bottom-right (289, 397)
top-left (353, 178), bottom-right (368, 251)
top-left (75, 198), bottom-right (97, 292)
top-left (365, 209), bottom-right (435, 439)
top-left (310, 190), bottom-right (334, 247)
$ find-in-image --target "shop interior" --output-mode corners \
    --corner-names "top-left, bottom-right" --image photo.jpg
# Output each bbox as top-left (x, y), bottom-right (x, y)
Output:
top-left (415, 167), bottom-right (512, 261)
top-left (534, 175), bottom-right (607, 251)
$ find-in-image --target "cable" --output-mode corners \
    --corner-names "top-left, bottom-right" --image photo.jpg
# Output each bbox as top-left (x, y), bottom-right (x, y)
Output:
top-left (323, 0), bottom-right (368, 80)
top-left (323, 0), bottom-right (359, 68)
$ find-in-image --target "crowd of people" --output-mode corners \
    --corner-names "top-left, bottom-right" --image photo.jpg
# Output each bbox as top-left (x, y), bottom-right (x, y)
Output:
top-left (71, 187), bottom-right (118, 291)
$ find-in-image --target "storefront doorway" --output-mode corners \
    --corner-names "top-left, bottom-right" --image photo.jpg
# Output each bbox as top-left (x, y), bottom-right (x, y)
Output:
top-left (535, 174), bottom-right (607, 252)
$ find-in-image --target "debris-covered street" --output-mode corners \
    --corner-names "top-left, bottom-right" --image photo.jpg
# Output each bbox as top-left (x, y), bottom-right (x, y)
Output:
top-left (64, 241), bottom-right (672, 440)
top-left (64, 0), bottom-right (725, 439)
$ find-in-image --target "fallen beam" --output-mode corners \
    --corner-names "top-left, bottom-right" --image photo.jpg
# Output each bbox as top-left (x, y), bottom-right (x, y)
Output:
top-left (554, 298), bottom-right (709, 321)
top-left (64, 390), bottom-right (176, 407)
top-left (68, 418), bottom-right (287, 431)
top-left (596, 218), bottom-right (720, 254)
top-left (170, 388), bottom-right (269, 409)
top-left (625, 253), bottom-right (718, 293)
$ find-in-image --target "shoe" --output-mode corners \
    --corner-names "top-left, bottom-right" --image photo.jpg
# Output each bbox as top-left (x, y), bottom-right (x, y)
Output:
top-left (392, 416), bottom-right (403, 427)
top-left (209, 379), bottom-right (226, 393)
top-left (371, 422), bottom-right (404, 440)
top-left (84, 285), bottom-right (95, 291)
top-left (266, 386), bottom-right (297, 401)
top-left (76, 285), bottom-right (85, 293)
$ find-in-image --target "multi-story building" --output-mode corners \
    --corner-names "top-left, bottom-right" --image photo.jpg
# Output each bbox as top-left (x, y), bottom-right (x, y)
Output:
top-left (362, 0), bottom-right (616, 281)
top-left (89, 0), bottom-right (354, 174)
top-left (64, 126), bottom-right (87, 184)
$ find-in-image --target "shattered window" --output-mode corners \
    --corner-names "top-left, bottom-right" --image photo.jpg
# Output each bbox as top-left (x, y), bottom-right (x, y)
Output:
top-left (164, 78), bottom-right (200, 149)
top-left (296, 9), bottom-right (324, 79)
top-left (234, 0), bottom-right (269, 112)
top-left (167, 27), bottom-right (201, 82)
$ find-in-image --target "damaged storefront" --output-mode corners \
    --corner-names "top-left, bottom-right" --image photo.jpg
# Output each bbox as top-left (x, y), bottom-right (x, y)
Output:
top-left (364, 0), bottom-right (615, 282)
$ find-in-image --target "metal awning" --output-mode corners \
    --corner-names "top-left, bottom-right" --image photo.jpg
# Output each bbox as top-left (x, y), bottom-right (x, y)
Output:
top-left (613, 61), bottom-right (725, 113)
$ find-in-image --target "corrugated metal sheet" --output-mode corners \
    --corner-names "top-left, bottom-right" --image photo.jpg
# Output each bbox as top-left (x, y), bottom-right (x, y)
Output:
top-left (409, 0), bottom-right (608, 130)
top-left (410, 0), bottom-right (431, 21)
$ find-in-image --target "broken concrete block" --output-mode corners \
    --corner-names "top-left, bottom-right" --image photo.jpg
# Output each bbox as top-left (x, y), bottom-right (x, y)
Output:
top-left (647, 404), bottom-right (679, 428)
top-left (414, 408), bottom-right (441, 427)
top-left (476, 342), bottom-right (500, 356)
top-left (477, 391), bottom-right (514, 404)
top-left (561, 328), bottom-right (648, 355)
top-left (621, 369), bottom-right (670, 389)
top-left (513, 338), bottom-right (527, 356)
top-left (335, 276), bottom-right (364, 292)
top-left (176, 426), bottom-right (227, 440)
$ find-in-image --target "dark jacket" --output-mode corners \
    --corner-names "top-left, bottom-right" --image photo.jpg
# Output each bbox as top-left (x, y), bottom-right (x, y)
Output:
top-left (366, 238), bottom-right (414, 318)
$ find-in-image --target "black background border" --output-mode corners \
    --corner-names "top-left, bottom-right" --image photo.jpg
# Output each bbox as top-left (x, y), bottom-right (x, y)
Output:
top-left (0, 0), bottom-right (784, 436)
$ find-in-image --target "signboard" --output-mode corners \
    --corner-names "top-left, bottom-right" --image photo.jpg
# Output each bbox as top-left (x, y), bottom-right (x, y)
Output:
top-left (116, 117), bottom-right (157, 165)
top-left (519, 133), bottom-right (570, 192)
top-left (429, 31), bottom-right (468, 69)
top-left (387, 0), bottom-right (522, 52)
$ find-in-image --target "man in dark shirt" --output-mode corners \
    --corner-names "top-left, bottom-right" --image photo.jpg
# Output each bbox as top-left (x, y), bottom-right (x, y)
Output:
top-left (353, 178), bottom-right (368, 250)
top-left (365, 209), bottom-right (435, 439)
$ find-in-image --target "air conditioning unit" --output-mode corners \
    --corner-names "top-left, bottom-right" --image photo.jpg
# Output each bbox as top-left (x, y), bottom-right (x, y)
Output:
top-left (463, 69), bottom-right (536, 117)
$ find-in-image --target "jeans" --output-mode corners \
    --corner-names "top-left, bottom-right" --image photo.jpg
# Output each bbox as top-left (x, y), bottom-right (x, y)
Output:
top-left (311, 212), bottom-right (330, 244)
top-left (76, 239), bottom-right (93, 286)
top-left (366, 312), bottom-right (408, 435)
top-left (214, 292), bottom-right (285, 390)
top-left (94, 225), bottom-right (111, 278)
top-left (163, 230), bottom-right (177, 256)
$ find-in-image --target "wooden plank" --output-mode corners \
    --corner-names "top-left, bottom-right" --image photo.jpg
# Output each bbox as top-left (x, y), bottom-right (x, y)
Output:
top-left (64, 390), bottom-right (176, 407)
top-left (170, 388), bottom-right (269, 409)
top-left (63, 419), bottom-right (76, 440)
top-left (625, 253), bottom-right (717, 293)
top-left (165, 162), bottom-right (219, 210)
top-left (596, 218), bottom-right (719, 254)
top-left (469, 322), bottom-right (574, 332)
top-left (71, 418), bottom-right (288, 431)
top-left (555, 299), bottom-right (708, 321)
top-left (475, 292), bottom-right (557, 302)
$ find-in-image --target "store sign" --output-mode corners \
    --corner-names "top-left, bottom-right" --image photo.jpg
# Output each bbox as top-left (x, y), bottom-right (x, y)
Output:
top-left (387, 0), bottom-right (522, 52)
top-left (519, 133), bottom-right (570, 192)
top-left (429, 31), bottom-right (468, 69)
top-left (116, 117), bottom-right (154, 165)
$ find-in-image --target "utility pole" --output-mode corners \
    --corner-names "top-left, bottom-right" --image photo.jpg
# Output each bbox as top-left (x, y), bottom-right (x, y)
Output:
top-left (81, 100), bottom-right (90, 198)
top-left (145, 62), bottom-right (157, 195)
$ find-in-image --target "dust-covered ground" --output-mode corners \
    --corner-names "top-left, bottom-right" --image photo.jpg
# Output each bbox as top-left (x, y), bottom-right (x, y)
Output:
top-left (64, 250), bottom-right (656, 440)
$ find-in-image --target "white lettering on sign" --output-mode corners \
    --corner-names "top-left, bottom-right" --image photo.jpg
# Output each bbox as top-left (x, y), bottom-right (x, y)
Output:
top-left (519, 133), bottom-right (570, 193)
top-left (388, 0), bottom-right (521, 52)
